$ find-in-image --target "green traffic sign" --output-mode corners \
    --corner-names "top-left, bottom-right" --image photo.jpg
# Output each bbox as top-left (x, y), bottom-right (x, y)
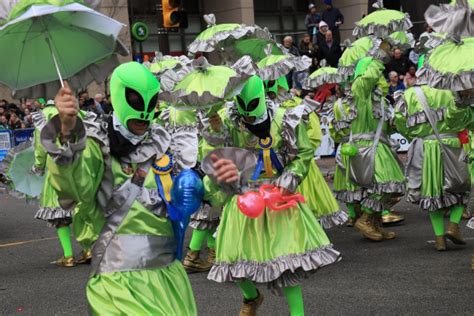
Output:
top-left (132, 22), bottom-right (149, 42)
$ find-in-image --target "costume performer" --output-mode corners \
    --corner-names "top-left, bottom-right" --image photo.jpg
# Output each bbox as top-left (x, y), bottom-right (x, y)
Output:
top-left (41, 63), bottom-right (197, 315)
top-left (348, 56), bottom-right (406, 241)
top-left (394, 83), bottom-right (471, 250)
top-left (264, 76), bottom-right (347, 228)
top-left (32, 102), bottom-right (94, 266)
top-left (158, 105), bottom-right (219, 272)
top-left (203, 76), bottom-right (340, 316)
top-left (330, 88), bottom-right (367, 226)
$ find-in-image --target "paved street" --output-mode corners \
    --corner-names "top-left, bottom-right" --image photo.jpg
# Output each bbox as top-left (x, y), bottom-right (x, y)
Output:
top-left (1, 162), bottom-right (473, 315)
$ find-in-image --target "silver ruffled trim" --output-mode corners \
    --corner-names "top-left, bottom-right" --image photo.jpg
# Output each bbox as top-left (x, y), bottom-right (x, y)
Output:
top-left (34, 207), bottom-right (72, 227)
top-left (319, 210), bottom-right (349, 229)
top-left (416, 60), bottom-right (474, 92)
top-left (361, 197), bottom-right (385, 213)
top-left (160, 56), bottom-right (257, 108)
top-left (189, 205), bottom-right (220, 230)
top-left (334, 189), bottom-right (368, 203)
top-left (407, 108), bottom-right (446, 128)
top-left (424, 0), bottom-right (474, 38)
top-left (332, 96), bottom-right (357, 132)
top-left (368, 181), bottom-right (406, 196)
top-left (275, 170), bottom-right (300, 193)
top-left (188, 24), bottom-right (272, 54)
top-left (31, 111), bottom-right (46, 130)
top-left (338, 36), bottom-right (382, 78)
top-left (303, 71), bottom-right (345, 90)
top-left (208, 245), bottom-right (341, 294)
top-left (258, 55), bottom-right (311, 81)
top-left (408, 189), bottom-right (470, 212)
top-left (353, 12), bottom-right (413, 38)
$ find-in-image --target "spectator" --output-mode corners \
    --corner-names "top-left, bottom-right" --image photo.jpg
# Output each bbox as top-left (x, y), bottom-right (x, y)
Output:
top-left (314, 20), bottom-right (329, 47)
top-left (386, 48), bottom-right (410, 79)
top-left (0, 99), bottom-right (8, 107)
top-left (305, 4), bottom-right (321, 42)
top-left (299, 33), bottom-right (316, 57)
top-left (0, 114), bottom-right (8, 129)
top-left (96, 93), bottom-right (113, 114)
top-left (23, 108), bottom-right (33, 128)
top-left (317, 30), bottom-right (342, 67)
top-left (322, 0), bottom-right (344, 44)
top-left (419, 23), bottom-right (434, 42)
top-left (0, 105), bottom-right (5, 116)
top-left (9, 111), bottom-right (25, 129)
top-left (403, 65), bottom-right (417, 88)
top-left (79, 90), bottom-right (104, 116)
top-left (388, 71), bottom-right (406, 96)
top-left (283, 35), bottom-right (300, 56)
top-left (309, 57), bottom-right (321, 74)
top-left (93, 93), bottom-right (106, 114)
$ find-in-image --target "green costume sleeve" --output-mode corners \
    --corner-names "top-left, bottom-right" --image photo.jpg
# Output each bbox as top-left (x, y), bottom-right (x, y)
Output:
top-left (42, 117), bottom-right (104, 209)
top-left (275, 114), bottom-right (314, 192)
top-left (393, 95), bottom-right (412, 141)
top-left (203, 176), bottom-right (229, 209)
top-left (33, 129), bottom-right (47, 170)
top-left (352, 60), bottom-right (385, 100)
top-left (306, 112), bottom-right (322, 149)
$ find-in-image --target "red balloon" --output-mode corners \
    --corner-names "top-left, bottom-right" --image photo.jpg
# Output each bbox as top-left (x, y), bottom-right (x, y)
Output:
top-left (259, 184), bottom-right (305, 211)
top-left (237, 191), bottom-right (266, 218)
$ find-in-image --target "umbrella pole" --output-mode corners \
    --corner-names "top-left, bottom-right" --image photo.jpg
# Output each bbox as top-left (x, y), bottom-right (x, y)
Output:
top-left (44, 36), bottom-right (64, 88)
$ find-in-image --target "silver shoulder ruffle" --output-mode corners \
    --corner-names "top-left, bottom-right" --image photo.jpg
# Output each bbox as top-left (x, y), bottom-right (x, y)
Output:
top-left (280, 104), bottom-right (305, 163)
top-left (259, 55), bottom-right (311, 81)
top-left (353, 12), bottom-right (413, 38)
top-left (31, 111), bottom-right (46, 131)
top-left (169, 126), bottom-right (199, 172)
top-left (424, 0), bottom-right (474, 38)
top-left (40, 115), bottom-right (87, 166)
top-left (121, 124), bottom-right (171, 164)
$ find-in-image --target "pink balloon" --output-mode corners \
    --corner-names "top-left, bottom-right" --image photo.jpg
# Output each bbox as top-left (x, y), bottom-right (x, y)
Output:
top-left (259, 184), bottom-right (305, 211)
top-left (237, 191), bottom-right (266, 218)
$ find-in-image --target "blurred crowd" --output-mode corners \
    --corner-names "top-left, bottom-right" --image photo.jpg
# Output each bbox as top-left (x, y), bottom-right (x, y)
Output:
top-left (0, 90), bottom-right (112, 131)
top-left (281, 1), bottom-right (436, 100)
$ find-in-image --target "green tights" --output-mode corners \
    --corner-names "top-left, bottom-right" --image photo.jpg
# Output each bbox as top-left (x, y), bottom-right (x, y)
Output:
top-left (236, 281), bottom-right (304, 316)
top-left (189, 228), bottom-right (216, 251)
top-left (56, 226), bottom-right (73, 258)
top-left (429, 205), bottom-right (464, 236)
top-left (346, 203), bottom-right (356, 219)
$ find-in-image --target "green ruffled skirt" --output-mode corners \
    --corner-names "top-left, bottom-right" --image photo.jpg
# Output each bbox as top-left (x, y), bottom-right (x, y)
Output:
top-left (87, 260), bottom-right (197, 315)
top-left (34, 171), bottom-right (73, 227)
top-left (333, 154), bottom-right (367, 204)
top-left (298, 161), bottom-right (347, 228)
top-left (355, 141), bottom-right (406, 212)
top-left (409, 138), bottom-right (469, 211)
top-left (208, 196), bottom-right (340, 293)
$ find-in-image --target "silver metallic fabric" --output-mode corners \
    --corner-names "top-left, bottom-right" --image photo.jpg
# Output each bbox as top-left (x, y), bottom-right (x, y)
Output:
top-left (96, 234), bottom-right (176, 275)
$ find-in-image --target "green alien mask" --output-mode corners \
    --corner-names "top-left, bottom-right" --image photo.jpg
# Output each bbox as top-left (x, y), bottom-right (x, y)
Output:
top-left (110, 62), bottom-right (160, 128)
top-left (263, 76), bottom-right (289, 96)
top-left (236, 75), bottom-right (267, 119)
